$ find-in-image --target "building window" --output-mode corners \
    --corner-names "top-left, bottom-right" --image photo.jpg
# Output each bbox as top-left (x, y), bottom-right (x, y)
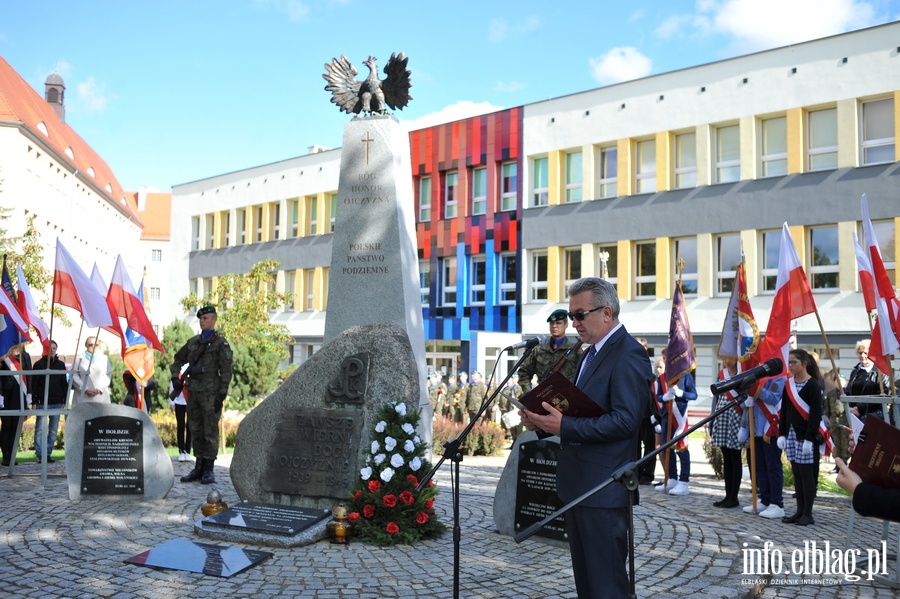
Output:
top-left (597, 146), bottom-right (617, 199)
top-left (440, 257), bottom-right (457, 307)
top-left (501, 162), bottom-right (517, 211)
top-left (470, 256), bottom-right (486, 305)
top-left (329, 193), bottom-right (338, 232)
top-left (290, 200), bottom-right (299, 237)
top-left (151, 249), bottom-right (162, 262)
top-left (761, 229), bottom-right (781, 293)
top-left (634, 241), bottom-right (656, 298)
top-left (418, 177), bottom-right (432, 222)
top-left (149, 287), bottom-right (161, 300)
top-left (224, 212), bottom-right (231, 246)
top-left (715, 124), bottom-right (740, 183)
top-left (760, 116), bottom-right (788, 177)
top-left (419, 260), bottom-right (430, 307)
top-left (808, 107), bottom-right (838, 171)
top-left (305, 269), bottom-right (315, 311)
top-left (472, 167), bottom-right (487, 215)
top-left (444, 171), bottom-right (459, 218)
top-left (674, 237), bottom-right (698, 296)
top-left (598, 244), bottom-right (618, 292)
top-left (191, 217), bottom-right (200, 251)
top-left (531, 251), bottom-right (548, 302)
top-left (239, 210), bottom-right (247, 244)
top-left (565, 151), bottom-right (582, 202)
top-left (635, 139), bottom-right (656, 194)
top-left (533, 157), bottom-right (548, 207)
top-left (861, 98), bottom-right (895, 165)
top-left (809, 226), bottom-right (839, 290)
top-left (674, 132), bottom-right (697, 189)
top-left (272, 203), bottom-right (281, 240)
top-left (563, 247), bottom-right (582, 298)
top-left (307, 197), bottom-right (318, 235)
top-left (715, 234), bottom-right (741, 295)
top-left (203, 278), bottom-right (212, 297)
top-left (499, 252), bottom-right (517, 304)
top-left (284, 270), bottom-right (296, 312)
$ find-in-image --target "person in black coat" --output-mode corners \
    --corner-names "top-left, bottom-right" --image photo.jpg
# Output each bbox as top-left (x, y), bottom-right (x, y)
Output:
top-left (31, 340), bottom-right (68, 462)
top-left (835, 457), bottom-right (900, 522)
top-left (1, 343), bottom-right (32, 466)
top-left (845, 339), bottom-right (890, 421)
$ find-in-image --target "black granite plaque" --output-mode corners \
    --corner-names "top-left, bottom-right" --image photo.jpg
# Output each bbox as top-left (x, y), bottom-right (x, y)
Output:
top-left (203, 501), bottom-right (330, 535)
top-left (515, 439), bottom-right (567, 541)
top-left (81, 415), bottom-right (144, 495)
top-left (125, 539), bottom-right (271, 577)
top-left (262, 407), bottom-right (362, 497)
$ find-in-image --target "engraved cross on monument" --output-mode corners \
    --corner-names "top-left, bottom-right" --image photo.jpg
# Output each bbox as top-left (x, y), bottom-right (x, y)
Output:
top-left (322, 53), bottom-right (430, 441)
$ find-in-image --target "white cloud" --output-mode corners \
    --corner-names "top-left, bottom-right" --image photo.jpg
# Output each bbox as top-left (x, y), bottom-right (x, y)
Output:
top-left (495, 80), bottom-right (524, 93)
top-left (589, 47), bottom-right (653, 85)
top-left (703, 0), bottom-right (878, 49)
top-left (254, 0), bottom-right (310, 23)
top-left (488, 15), bottom-right (542, 43)
top-left (401, 101), bottom-right (505, 132)
top-left (77, 77), bottom-right (109, 112)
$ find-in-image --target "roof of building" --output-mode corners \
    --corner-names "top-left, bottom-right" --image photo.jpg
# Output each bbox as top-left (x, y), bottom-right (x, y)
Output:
top-left (0, 56), bottom-right (140, 224)
top-left (133, 191), bottom-right (171, 241)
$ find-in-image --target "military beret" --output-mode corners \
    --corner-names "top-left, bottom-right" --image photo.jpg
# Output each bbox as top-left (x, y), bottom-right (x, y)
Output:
top-left (197, 305), bottom-right (217, 318)
top-left (547, 309), bottom-right (569, 323)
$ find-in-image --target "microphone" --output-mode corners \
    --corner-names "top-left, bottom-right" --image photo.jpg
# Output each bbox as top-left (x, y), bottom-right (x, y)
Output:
top-left (710, 358), bottom-right (783, 395)
top-left (505, 335), bottom-right (549, 351)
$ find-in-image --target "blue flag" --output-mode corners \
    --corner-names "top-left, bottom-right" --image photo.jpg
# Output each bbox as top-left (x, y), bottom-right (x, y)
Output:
top-left (0, 259), bottom-right (22, 358)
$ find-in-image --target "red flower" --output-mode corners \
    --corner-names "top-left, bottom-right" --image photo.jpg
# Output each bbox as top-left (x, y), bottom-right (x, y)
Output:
top-left (407, 474), bottom-right (419, 486)
top-left (363, 504), bottom-right (375, 518)
top-left (348, 512), bottom-right (360, 522)
top-left (382, 494), bottom-right (398, 508)
top-left (353, 490), bottom-right (363, 500)
top-left (399, 491), bottom-right (415, 506)
top-left (368, 480), bottom-right (381, 493)
top-left (386, 522), bottom-right (400, 534)
top-left (425, 498), bottom-right (434, 510)
top-left (416, 512), bottom-right (429, 525)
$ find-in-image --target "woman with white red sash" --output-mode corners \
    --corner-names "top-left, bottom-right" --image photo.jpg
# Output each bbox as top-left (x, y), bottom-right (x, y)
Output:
top-left (777, 348), bottom-right (824, 526)
top-left (0, 343), bottom-right (32, 466)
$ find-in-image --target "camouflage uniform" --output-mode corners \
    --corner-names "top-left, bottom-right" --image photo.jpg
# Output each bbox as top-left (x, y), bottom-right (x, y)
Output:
top-left (447, 378), bottom-right (465, 422)
top-left (465, 377), bottom-right (488, 421)
top-left (171, 329), bottom-right (233, 474)
top-left (517, 336), bottom-right (582, 393)
top-left (428, 377), bottom-right (448, 420)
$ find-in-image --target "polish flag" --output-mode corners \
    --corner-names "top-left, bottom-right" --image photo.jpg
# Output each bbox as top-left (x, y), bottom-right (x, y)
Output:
top-left (0, 265), bottom-right (31, 340)
top-left (860, 194), bottom-right (900, 370)
top-left (106, 255), bottom-right (162, 352)
top-left (52, 240), bottom-right (115, 329)
top-left (757, 223), bottom-right (817, 367)
top-left (852, 232), bottom-right (877, 313)
top-left (90, 263), bottom-right (123, 340)
top-left (15, 263), bottom-right (49, 342)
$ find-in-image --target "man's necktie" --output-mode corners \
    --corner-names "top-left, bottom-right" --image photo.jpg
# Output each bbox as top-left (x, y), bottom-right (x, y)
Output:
top-left (577, 345), bottom-right (597, 385)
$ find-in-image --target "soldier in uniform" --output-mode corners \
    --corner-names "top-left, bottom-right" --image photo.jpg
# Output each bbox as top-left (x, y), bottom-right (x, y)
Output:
top-left (451, 371), bottom-right (468, 422)
top-left (444, 373), bottom-right (458, 419)
top-left (171, 305), bottom-right (233, 484)
top-left (517, 309), bottom-right (583, 393)
top-left (465, 370), bottom-right (488, 422)
top-left (428, 372), bottom-right (448, 421)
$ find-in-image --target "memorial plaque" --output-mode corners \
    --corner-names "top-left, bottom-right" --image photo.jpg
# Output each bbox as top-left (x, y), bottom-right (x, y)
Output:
top-left (81, 415), bottom-right (143, 495)
top-left (262, 407), bottom-right (362, 497)
top-left (125, 539), bottom-right (272, 577)
top-left (203, 501), bottom-right (330, 536)
top-left (515, 439), bottom-right (566, 541)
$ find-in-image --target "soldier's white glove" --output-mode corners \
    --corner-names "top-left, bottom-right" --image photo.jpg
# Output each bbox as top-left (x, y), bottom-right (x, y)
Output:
top-left (672, 386), bottom-right (684, 398)
top-left (743, 397), bottom-right (755, 408)
top-left (776, 436), bottom-right (786, 450)
top-left (662, 391), bottom-right (675, 402)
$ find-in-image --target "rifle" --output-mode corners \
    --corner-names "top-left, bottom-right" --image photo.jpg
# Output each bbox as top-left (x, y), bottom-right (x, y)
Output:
top-left (169, 332), bottom-right (218, 400)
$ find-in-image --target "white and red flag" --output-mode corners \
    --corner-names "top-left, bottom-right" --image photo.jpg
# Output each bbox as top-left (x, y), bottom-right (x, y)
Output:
top-left (52, 240), bottom-right (116, 330)
top-left (106, 255), bottom-right (162, 352)
top-left (717, 262), bottom-right (759, 362)
top-left (15, 263), bottom-right (49, 342)
top-left (860, 194), bottom-right (900, 373)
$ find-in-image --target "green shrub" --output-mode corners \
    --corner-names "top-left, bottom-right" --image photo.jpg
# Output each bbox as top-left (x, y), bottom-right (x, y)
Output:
top-left (432, 417), bottom-right (505, 456)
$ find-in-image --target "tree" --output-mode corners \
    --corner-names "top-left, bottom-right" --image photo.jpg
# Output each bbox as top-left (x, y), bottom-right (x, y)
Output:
top-left (146, 320), bottom-right (194, 412)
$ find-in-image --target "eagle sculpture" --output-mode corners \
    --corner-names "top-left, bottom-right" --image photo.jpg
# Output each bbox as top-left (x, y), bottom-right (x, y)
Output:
top-left (323, 53), bottom-right (412, 116)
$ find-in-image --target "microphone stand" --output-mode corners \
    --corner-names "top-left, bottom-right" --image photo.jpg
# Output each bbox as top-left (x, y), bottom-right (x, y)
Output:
top-left (416, 344), bottom-right (536, 599)
top-left (514, 381), bottom-right (755, 599)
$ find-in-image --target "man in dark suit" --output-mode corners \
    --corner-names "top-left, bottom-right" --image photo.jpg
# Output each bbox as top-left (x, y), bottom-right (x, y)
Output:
top-left (521, 277), bottom-right (653, 598)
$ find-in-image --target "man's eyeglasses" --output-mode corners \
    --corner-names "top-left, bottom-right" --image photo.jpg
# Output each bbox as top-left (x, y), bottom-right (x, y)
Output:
top-left (86, 343), bottom-right (96, 348)
top-left (568, 306), bottom-right (605, 322)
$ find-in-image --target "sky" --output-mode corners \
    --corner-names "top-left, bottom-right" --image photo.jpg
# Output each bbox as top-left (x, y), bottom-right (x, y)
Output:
top-left (2, 0), bottom-right (899, 192)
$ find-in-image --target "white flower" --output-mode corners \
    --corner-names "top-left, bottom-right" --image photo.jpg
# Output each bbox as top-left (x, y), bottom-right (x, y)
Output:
top-left (395, 402), bottom-right (407, 416)
top-left (375, 420), bottom-right (387, 433)
top-left (374, 453), bottom-right (386, 465)
top-left (404, 439), bottom-right (415, 453)
top-left (413, 436), bottom-right (421, 444)
top-left (370, 440), bottom-right (380, 454)
top-left (360, 466), bottom-right (372, 480)
top-left (384, 436), bottom-right (397, 451)
top-left (390, 453), bottom-right (405, 468)
top-left (401, 423), bottom-right (415, 435)
top-left (380, 467), bottom-right (395, 482)
top-left (410, 456), bottom-right (422, 471)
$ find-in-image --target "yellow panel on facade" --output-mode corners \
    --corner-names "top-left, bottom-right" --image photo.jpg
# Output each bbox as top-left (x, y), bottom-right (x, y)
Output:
top-left (738, 230), bottom-right (757, 296)
top-left (617, 239), bottom-right (632, 301)
top-left (618, 139), bottom-right (633, 197)
top-left (895, 91), bottom-right (900, 162)
top-left (788, 224), bottom-right (806, 264)
top-left (837, 221), bottom-right (857, 291)
top-left (696, 233), bottom-right (714, 297)
top-left (739, 116), bottom-right (755, 180)
top-left (656, 237), bottom-right (671, 299)
top-left (213, 212), bottom-right (223, 249)
top-left (547, 245), bottom-right (562, 304)
top-left (786, 108), bottom-right (804, 174)
top-left (317, 192), bottom-right (328, 232)
top-left (836, 99), bottom-right (858, 169)
top-left (581, 243), bottom-right (597, 278)
top-left (655, 132), bottom-right (671, 193)
top-left (547, 150), bottom-right (563, 206)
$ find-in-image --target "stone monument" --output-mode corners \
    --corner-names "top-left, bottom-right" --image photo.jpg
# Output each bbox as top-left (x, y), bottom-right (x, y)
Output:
top-left (65, 402), bottom-right (174, 500)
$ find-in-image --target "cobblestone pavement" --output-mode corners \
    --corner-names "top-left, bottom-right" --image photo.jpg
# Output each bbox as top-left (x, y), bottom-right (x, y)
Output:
top-left (1, 438), bottom-right (898, 599)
